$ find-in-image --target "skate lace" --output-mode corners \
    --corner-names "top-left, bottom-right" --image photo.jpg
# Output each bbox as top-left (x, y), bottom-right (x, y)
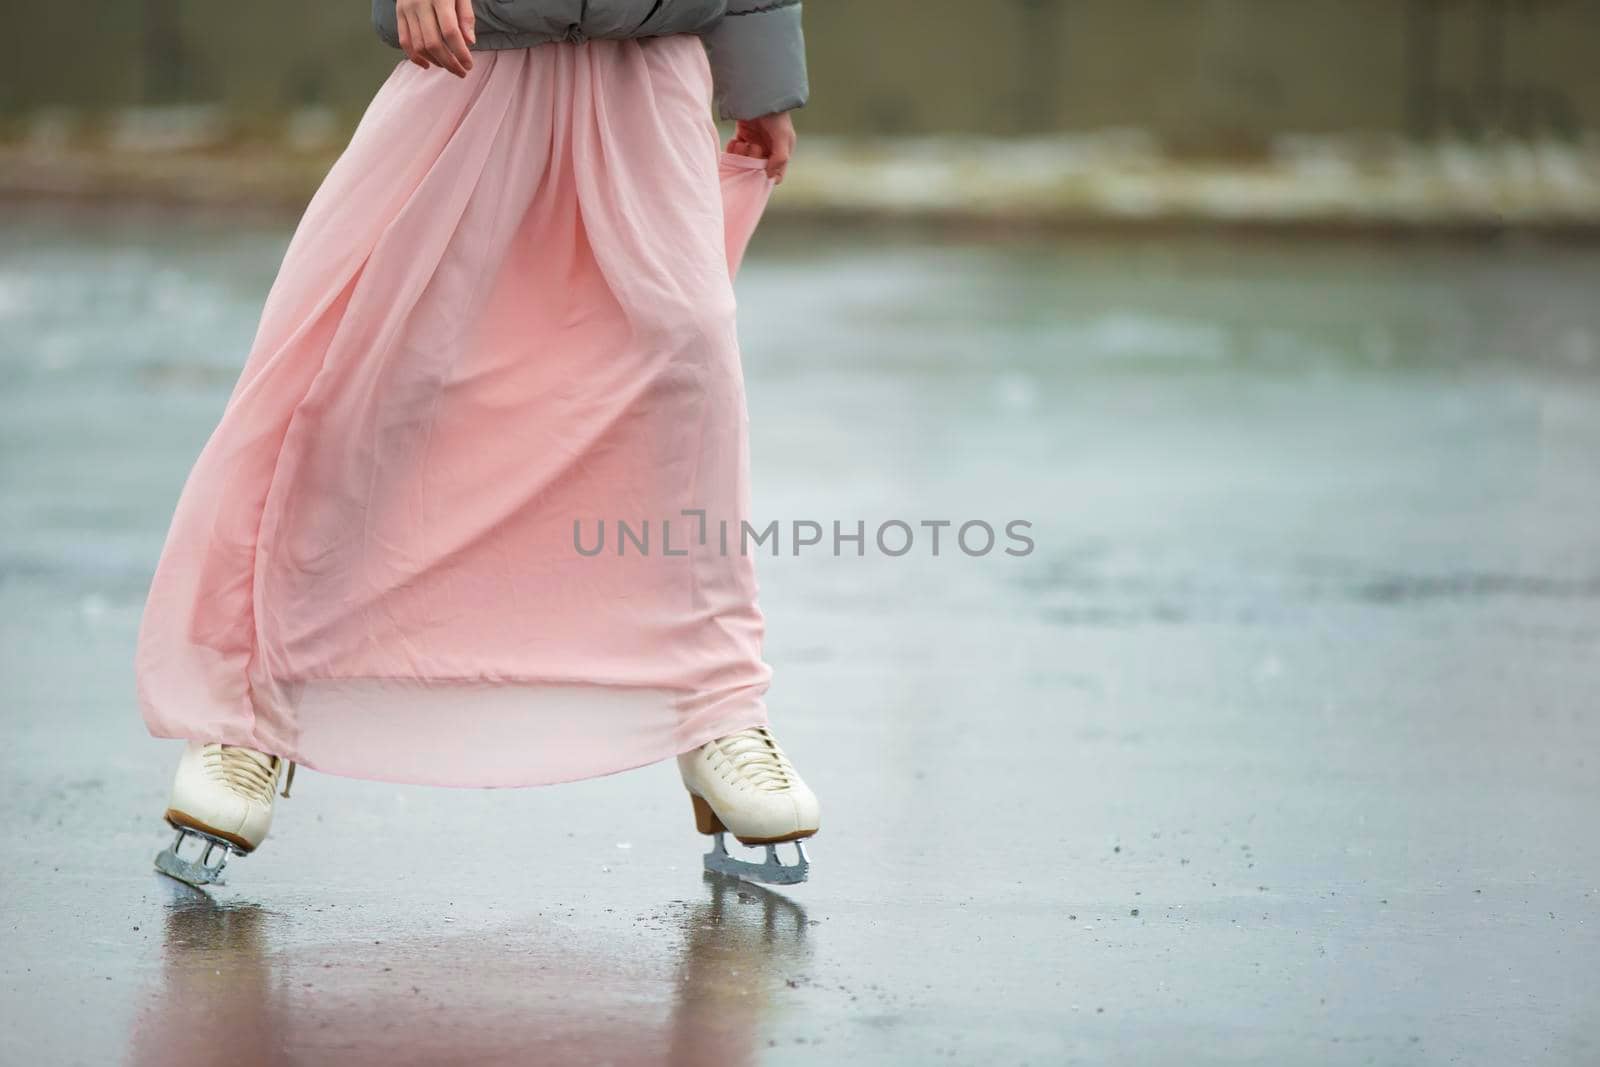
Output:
top-left (202, 744), bottom-right (293, 805)
top-left (714, 726), bottom-right (797, 792)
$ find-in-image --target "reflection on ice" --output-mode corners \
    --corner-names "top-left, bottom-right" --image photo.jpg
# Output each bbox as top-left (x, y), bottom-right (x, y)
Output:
top-left (129, 875), bottom-right (810, 1067)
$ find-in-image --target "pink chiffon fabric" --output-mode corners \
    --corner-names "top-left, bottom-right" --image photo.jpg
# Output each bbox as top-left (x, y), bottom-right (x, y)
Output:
top-left (135, 38), bottom-right (778, 787)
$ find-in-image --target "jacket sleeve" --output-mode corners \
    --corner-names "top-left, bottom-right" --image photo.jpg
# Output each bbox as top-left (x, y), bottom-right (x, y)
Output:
top-left (702, 1), bottom-right (809, 121)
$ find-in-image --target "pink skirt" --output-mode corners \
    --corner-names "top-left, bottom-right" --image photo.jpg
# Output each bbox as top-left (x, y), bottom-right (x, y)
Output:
top-left (135, 38), bottom-right (778, 787)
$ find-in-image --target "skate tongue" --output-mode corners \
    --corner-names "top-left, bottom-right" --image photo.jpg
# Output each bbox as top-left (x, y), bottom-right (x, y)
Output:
top-left (220, 744), bottom-right (272, 770)
top-left (717, 728), bottom-right (793, 791)
top-left (214, 745), bottom-right (278, 803)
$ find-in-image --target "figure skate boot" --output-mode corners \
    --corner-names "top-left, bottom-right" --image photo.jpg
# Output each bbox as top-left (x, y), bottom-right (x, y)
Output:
top-left (154, 742), bottom-right (293, 887)
top-left (680, 725), bottom-right (819, 886)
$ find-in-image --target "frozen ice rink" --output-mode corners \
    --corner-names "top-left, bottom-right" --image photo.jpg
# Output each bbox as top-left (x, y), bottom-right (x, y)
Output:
top-left (2, 205), bottom-right (1598, 1064)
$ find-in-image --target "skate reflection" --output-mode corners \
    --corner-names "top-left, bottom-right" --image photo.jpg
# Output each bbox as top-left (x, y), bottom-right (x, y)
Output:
top-left (667, 874), bottom-right (813, 1065)
top-left (128, 884), bottom-right (292, 1067)
top-left (129, 875), bottom-right (809, 1066)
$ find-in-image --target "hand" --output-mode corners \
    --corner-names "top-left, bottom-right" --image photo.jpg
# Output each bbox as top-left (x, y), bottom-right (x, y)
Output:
top-left (726, 112), bottom-right (796, 184)
top-left (396, 0), bottom-right (476, 78)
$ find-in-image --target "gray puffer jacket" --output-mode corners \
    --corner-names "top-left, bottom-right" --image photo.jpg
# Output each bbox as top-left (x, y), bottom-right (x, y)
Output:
top-left (372, 0), bottom-right (807, 120)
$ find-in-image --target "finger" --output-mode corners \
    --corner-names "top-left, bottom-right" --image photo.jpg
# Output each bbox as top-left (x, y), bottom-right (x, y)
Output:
top-left (434, 0), bottom-right (474, 72)
top-left (456, 0), bottom-right (476, 45)
top-left (409, 11), bottom-right (435, 68)
top-left (421, 14), bottom-right (465, 77)
top-left (413, 27), bottom-right (435, 68)
top-left (766, 141), bottom-right (791, 182)
top-left (417, 8), bottom-right (463, 76)
top-left (400, 11), bottom-right (429, 67)
top-left (427, 37), bottom-right (461, 76)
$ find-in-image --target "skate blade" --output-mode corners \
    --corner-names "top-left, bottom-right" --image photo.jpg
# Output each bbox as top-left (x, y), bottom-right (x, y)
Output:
top-left (153, 827), bottom-right (240, 888)
top-left (702, 833), bottom-right (810, 886)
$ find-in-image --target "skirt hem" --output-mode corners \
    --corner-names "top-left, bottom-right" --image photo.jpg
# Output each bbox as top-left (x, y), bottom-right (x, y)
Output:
top-left (145, 687), bottom-right (769, 790)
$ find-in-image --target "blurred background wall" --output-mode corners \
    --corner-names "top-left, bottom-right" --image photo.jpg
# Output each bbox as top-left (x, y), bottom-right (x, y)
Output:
top-left (6, 0), bottom-right (1600, 149)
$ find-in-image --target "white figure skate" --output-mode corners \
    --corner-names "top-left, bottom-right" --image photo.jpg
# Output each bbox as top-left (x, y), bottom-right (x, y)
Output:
top-left (680, 725), bottom-right (820, 886)
top-left (154, 742), bottom-right (294, 888)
